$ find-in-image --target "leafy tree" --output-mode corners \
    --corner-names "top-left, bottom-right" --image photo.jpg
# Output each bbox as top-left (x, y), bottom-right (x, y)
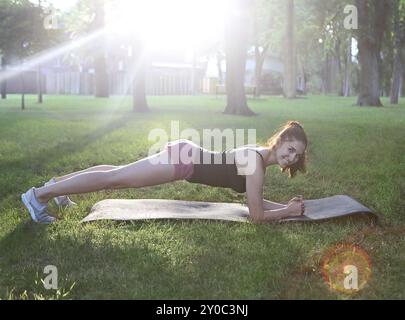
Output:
top-left (0, 0), bottom-right (63, 106)
top-left (0, 0), bottom-right (40, 101)
top-left (250, 0), bottom-right (280, 97)
top-left (303, 0), bottom-right (356, 96)
top-left (64, 0), bottom-right (109, 98)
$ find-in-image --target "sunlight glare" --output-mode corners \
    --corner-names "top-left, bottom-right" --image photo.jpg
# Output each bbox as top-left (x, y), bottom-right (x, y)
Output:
top-left (106, 0), bottom-right (225, 51)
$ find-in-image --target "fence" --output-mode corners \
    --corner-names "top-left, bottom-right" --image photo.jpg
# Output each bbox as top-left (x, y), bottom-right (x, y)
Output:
top-left (2, 67), bottom-right (203, 96)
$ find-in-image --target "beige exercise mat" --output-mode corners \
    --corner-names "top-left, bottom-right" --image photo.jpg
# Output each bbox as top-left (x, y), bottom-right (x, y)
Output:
top-left (82, 195), bottom-right (377, 223)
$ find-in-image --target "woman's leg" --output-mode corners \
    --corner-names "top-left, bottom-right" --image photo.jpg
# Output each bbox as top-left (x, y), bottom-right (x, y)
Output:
top-left (35, 150), bottom-right (176, 204)
top-left (53, 165), bottom-right (122, 182)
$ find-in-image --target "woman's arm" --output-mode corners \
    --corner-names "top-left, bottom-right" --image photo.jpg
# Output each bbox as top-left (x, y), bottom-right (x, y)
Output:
top-left (262, 199), bottom-right (286, 210)
top-left (247, 184), bottom-right (301, 223)
top-left (262, 204), bottom-right (301, 221)
top-left (245, 155), bottom-right (304, 223)
top-left (245, 155), bottom-right (266, 223)
top-left (262, 196), bottom-right (304, 211)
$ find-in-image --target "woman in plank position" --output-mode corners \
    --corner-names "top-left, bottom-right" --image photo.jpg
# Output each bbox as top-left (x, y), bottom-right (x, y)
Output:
top-left (22, 121), bottom-right (307, 224)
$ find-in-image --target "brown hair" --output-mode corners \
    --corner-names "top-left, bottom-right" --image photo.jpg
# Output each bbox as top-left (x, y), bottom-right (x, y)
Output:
top-left (263, 121), bottom-right (308, 178)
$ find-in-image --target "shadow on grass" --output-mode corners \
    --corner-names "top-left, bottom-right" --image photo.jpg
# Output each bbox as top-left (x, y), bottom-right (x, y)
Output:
top-left (183, 221), bottom-right (304, 299)
top-left (1, 215), bottom-right (384, 299)
top-left (0, 220), bottom-right (183, 299)
top-left (111, 218), bottom-right (306, 299)
top-left (0, 113), bottom-right (134, 200)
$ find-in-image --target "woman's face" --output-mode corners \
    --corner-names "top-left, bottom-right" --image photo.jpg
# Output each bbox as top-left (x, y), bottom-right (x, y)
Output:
top-left (275, 139), bottom-right (306, 168)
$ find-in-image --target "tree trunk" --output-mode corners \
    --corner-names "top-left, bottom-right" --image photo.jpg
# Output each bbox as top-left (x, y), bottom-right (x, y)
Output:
top-left (223, 0), bottom-right (255, 116)
top-left (254, 45), bottom-right (268, 97)
top-left (300, 66), bottom-right (308, 94)
top-left (1, 55), bottom-right (7, 99)
top-left (216, 52), bottom-right (224, 85)
top-left (357, 42), bottom-right (382, 106)
top-left (132, 39), bottom-right (149, 112)
top-left (37, 0), bottom-right (43, 103)
top-left (335, 38), bottom-right (344, 96)
top-left (320, 52), bottom-right (327, 94)
top-left (252, 8), bottom-right (267, 98)
top-left (191, 51), bottom-right (196, 95)
top-left (21, 72), bottom-right (25, 110)
top-left (323, 52), bottom-right (334, 94)
top-left (355, 0), bottom-right (388, 106)
top-left (132, 64), bottom-right (149, 112)
top-left (93, 0), bottom-right (109, 98)
top-left (343, 38), bottom-right (351, 97)
top-left (390, 61), bottom-right (402, 104)
top-left (390, 0), bottom-right (403, 104)
top-left (284, 0), bottom-right (296, 99)
top-left (94, 46), bottom-right (109, 98)
top-left (37, 65), bottom-right (43, 103)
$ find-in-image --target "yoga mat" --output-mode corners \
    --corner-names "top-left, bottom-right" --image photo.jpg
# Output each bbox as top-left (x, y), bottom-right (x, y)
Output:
top-left (82, 195), bottom-right (378, 223)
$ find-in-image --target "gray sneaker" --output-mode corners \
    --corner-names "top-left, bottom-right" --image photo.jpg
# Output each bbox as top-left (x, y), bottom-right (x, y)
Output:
top-left (45, 177), bottom-right (77, 208)
top-left (21, 187), bottom-right (56, 224)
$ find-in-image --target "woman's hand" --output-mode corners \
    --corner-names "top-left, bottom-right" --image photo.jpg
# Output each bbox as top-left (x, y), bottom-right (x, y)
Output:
top-left (286, 201), bottom-right (304, 217)
top-left (287, 195), bottom-right (305, 216)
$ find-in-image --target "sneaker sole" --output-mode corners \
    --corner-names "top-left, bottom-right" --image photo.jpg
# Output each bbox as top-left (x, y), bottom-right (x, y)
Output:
top-left (21, 193), bottom-right (38, 223)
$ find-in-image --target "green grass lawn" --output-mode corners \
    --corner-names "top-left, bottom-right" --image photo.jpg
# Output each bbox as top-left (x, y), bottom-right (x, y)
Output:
top-left (0, 94), bottom-right (404, 299)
